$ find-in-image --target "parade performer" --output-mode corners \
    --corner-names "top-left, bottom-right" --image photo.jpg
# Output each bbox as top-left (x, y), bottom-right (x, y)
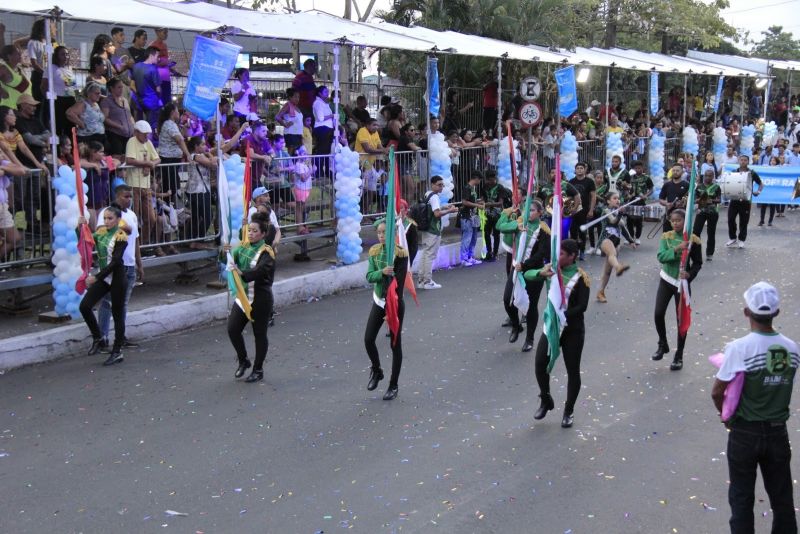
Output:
top-left (226, 212), bottom-right (277, 383)
top-left (587, 170), bottom-right (607, 255)
top-left (364, 220), bottom-right (408, 400)
top-left (500, 199), bottom-right (550, 352)
top-left (79, 207), bottom-right (128, 366)
top-left (692, 169), bottom-right (721, 260)
top-left (595, 192), bottom-right (636, 303)
top-left (481, 169), bottom-right (509, 263)
top-left (658, 163), bottom-right (690, 232)
top-left (604, 154), bottom-right (629, 195)
top-left (726, 154), bottom-right (763, 249)
top-left (652, 209), bottom-right (702, 370)
top-left (528, 239), bottom-right (590, 428)
top-left (621, 160), bottom-right (653, 244)
top-left (398, 199), bottom-right (418, 266)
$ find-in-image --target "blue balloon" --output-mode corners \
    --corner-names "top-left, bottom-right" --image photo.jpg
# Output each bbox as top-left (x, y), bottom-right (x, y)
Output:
top-left (54, 236), bottom-right (66, 249)
top-left (55, 294), bottom-right (68, 307)
top-left (55, 304), bottom-right (66, 315)
top-left (65, 231), bottom-right (78, 243)
top-left (53, 221), bottom-right (68, 236)
top-left (66, 242), bottom-right (78, 254)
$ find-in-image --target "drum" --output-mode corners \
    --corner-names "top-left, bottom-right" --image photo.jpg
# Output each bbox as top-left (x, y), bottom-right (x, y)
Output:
top-left (643, 204), bottom-right (664, 221)
top-left (627, 205), bottom-right (646, 217)
top-left (720, 172), bottom-right (753, 202)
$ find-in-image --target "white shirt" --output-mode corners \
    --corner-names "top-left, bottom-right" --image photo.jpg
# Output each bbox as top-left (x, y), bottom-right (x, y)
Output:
top-left (425, 190), bottom-right (441, 211)
top-left (247, 206), bottom-right (280, 229)
top-left (97, 206), bottom-right (139, 267)
top-left (312, 97), bottom-right (334, 129)
top-left (717, 332), bottom-right (799, 382)
top-left (231, 80), bottom-right (256, 116)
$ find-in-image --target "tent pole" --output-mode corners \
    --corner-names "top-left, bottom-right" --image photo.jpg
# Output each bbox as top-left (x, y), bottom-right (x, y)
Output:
top-left (646, 70), bottom-right (652, 127)
top-left (714, 75), bottom-right (722, 127)
top-left (44, 10), bottom-right (59, 173)
top-left (604, 66), bottom-right (610, 132)
top-left (376, 48), bottom-right (382, 101)
top-left (682, 74), bottom-right (688, 129)
top-left (425, 55), bottom-right (432, 136)
top-left (333, 45), bottom-right (341, 155)
top-left (763, 64), bottom-right (771, 121)
top-left (496, 59), bottom-right (502, 140)
top-left (789, 70), bottom-right (793, 110)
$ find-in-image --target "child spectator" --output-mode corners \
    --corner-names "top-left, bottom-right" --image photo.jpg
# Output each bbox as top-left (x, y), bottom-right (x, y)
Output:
top-left (302, 115), bottom-right (313, 154)
top-left (184, 136), bottom-right (216, 249)
top-left (292, 146), bottom-right (315, 234)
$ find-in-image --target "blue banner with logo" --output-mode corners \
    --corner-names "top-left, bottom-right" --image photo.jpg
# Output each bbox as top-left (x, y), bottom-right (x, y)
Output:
top-left (183, 36), bottom-right (242, 121)
top-left (554, 65), bottom-right (577, 117)
top-left (723, 164), bottom-right (800, 204)
top-left (713, 76), bottom-right (724, 113)
top-left (650, 71), bottom-right (659, 115)
top-left (427, 57), bottom-right (440, 118)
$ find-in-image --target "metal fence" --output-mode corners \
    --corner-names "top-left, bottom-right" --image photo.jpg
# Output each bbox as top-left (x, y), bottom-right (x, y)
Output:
top-left (3, 169), bottom-right (52, 268)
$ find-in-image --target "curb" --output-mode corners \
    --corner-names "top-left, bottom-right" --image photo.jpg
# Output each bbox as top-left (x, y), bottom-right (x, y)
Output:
top-left (0, 240), bottom-right (478, 372)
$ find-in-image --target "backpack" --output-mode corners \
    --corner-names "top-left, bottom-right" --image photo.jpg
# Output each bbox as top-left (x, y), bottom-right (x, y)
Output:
top-left (410, 192), bottom-right (436, 231)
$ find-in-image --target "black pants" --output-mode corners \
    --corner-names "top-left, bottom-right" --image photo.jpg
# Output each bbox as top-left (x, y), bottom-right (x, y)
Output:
top-left (312, 126), bottom-right (333, 177)
top-left (759, 204), bottom-right (776, 224)
top-left (728, 200), bottom-right (752, 242)
top-left (364, 301), bottom-right (405, 388)
top-left (503, 273), bottom-right (544, 343)
top-left (569, 210), bottom-right (588, 252)
top-left (482, 107), bottom-right (497, 133)
top-left (727, 421), bottom-right (797, 534)
top-left (228, 296), bottom-right (272, 371)
top-left (505, 252), bottom-right (513, 276)
top-left (654, 278), bottom-right (688, 353)
top-left (80, 278), bottom-right (125, 347)
top-left (159, 157), bottom-right (183, 205)
top-left (694, 211), bottom-right (718, 257)
top-left (626, 215), bottom-right (643, 239)
top-left (187, 192), bottom-right (211, 240)
top-left (534, 327), bottom-right (585, 414)
top-left (483, 216), bottom-right (500, 258)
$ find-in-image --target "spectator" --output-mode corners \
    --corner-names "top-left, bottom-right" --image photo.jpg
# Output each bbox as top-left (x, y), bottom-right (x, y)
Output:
top-left (417, 175), bottom-right (458, 290)
top-left (0, 147), bottom-right (26, 260)
top-left (231, 68), bottom-right (256, 119)
top-left (220, 118), bottom-right (249, 155)
top-left (157, 102), bottom-right (190, 204)
top-left (482, 71), bottom-right (498, 133)
top-left (355, 118), bottom-right (385, 214)
top-left (244, 121), bottom-right (273, 192)
top-left (0, 105), bottom-right (49, 177)
top-left (149, 27), bottom-right (177, 106)
top-left (124, 120), bottom-right (160, 246)
top-left (14, 94), bottom-right (49, 167)
top-left (292, 58), bottom-right (317, 118)
top-left (66, 82), bottom-right (105, 145)
top-left (101, 77), bottom-right (135, 157)
top-left (128, 29), bottom-right (148, 64)
top-left (42, 46), bottom-right (77, 136)
top-left (248, 186), bottom-right (282, 248)
top-left (109, 27), bottom-right (131, 85)
top-left (180, 109), bottom-right (203, 138)
top-left (275, 88), bottom-right (304, 153)
top-left (312, 85), bottom-right (334, 173)
top-left (0, 44), bottom-right (32, 109)
top-left (458, 170), bottom-right (485, 265)
top-left (397, 122), bottom-right (421, 203)
top-left (264, 134), bottom-right (293, 211)
top-left (87, 56), bottom-right (109, 96)
top-left (292, 145), bottom-right (315, 235)
top-left (184, 136), bottom-right (216, 248)
top-left (131, 46), bottom-right (162, 131)
top-left (90, 34), bottom-right (116, 82)
top-left (377, 95), bottom-right (393, 130)
top-left (442, 89), bottom-right (473, 134)
top-left (301, 115), bottom-right (312, 155)
top-left (351, 95), bottom-right (370, 127)
top-left (26, 19), bottom-right (48, 114)
top-left (80, 140), bottom-right (119, 227)
top-left (384, 105), bottom-right (404, 148)
top-left (209, 96), bottom-right (230, 134)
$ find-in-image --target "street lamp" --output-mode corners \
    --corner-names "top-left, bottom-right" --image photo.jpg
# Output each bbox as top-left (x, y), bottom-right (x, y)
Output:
top-left (756, 78), bottom-right (768, 89)
top-left (577, 67), bottom-right (591, 84)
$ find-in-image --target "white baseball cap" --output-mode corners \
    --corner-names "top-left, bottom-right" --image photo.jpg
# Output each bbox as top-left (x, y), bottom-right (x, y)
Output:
top-left (744, 281), bottom-right (780, 315)
top-left (134, 120), bottom-right (152, 133)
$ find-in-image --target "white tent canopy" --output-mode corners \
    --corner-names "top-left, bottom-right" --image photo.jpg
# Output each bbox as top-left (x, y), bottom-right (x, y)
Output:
top-left (541, 46), bottom-right (663, 71)
top-left (140, 0), bottom-right (437, 52)
top-left (687, 51), bottom-right (773, 76)
top-left (605, 48), bottom-right (761, 77)
top-left (1, 0), bottom-right (219, 32)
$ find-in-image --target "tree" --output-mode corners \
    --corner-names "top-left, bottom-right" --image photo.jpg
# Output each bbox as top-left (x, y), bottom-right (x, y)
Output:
top-left (751, 26), bottom-right (800, 61)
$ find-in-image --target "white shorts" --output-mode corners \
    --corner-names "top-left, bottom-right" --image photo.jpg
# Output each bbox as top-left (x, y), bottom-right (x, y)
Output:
top-left (0, 202), bottom-right (14, 228)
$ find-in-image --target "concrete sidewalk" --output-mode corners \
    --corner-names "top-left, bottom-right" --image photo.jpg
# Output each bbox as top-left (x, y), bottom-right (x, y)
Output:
top-left (0, 228), bottom-right (472, 372)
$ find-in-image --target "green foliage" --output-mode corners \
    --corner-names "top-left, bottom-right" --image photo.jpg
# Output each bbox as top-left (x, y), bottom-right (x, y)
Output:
top-left (751, 26), bottom-right (800, 61)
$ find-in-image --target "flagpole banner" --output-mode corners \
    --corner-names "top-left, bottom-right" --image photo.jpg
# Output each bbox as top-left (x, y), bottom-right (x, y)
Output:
top-left (544, 155), bottom-right (566, 372)
top-left (183, 36), bottom-right (242, 121)
top-left (427, 57), bottom-right (440, 118)
top-left (713, 77), bottom-right (724, 113)
top-left (678, 162), bottom-right (698, 338)
top-left (554, 65), bottom-right (578, 118)
top-left (650, 71), bottom-right (659, 116)
top-left (722, 164), bottom-right (800, 204)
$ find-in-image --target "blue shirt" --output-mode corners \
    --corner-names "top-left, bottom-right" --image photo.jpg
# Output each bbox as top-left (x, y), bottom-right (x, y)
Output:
top-left (785, 152), bottom-right (800, 166)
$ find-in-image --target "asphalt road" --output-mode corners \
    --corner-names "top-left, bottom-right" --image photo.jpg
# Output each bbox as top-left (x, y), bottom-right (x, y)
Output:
top-left (2, 212), bottom-right (799, 534)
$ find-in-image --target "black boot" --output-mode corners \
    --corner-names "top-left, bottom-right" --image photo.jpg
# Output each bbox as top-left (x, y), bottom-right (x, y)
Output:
top-left (88, 337), bottom-right (107, 356)
top-left (501, 317), bottom-right (512, 327)
top-left (367, 368), bottom-right (384, 391)
top-left (509, 325), bottom-right (523, 343)
top-left (561, 411), bottom-right (574, 428)
top-left (521, 339), bottom-right (534, 353)
top-left (235, 359), bottom-right (251, 378)
top-left (383, 385), bottom-right (398, 400)
top-left (652, 344), bottom-right (669, 361)
top-left (102, 345), bottom-right (123, 366)
top-left (670, 351), bottom-right (683, 371)
top-left (534, 393), bottom-right (555, 420)
top-left (244, 369), bottom-right (264, 383)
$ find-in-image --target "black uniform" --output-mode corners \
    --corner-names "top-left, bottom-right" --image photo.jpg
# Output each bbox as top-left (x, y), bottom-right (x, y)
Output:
top-left (658, 180), bottom-right (690, 232)
top-left (568, 175), bottom-right (596, 253)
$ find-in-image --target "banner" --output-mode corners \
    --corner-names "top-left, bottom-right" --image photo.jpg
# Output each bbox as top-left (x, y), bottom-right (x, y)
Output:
top-left (713, 76), bottom-right (724, 113)
top-left (723, 164), bottom-right (800, 204)
top-left (183, 36), bottom-right (242, 121)
top-left (427, 57), bottom-right (440, 118)
top-left (554, 65), bottom-right (577, 117)
top-left (650, 71), bottom-right (659, 115)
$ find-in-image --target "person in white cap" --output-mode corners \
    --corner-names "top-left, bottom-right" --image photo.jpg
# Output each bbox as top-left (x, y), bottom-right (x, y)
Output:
top-left (124, 120), bottom-right (160, 247)
top-left (712, 282), bottom-right (799, 534)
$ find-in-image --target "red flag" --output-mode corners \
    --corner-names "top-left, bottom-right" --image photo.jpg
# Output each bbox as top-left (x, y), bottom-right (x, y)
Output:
top-left (72, 128), bottom-right (94, 294)
top-left (385, 278), bottom-right (400, 346)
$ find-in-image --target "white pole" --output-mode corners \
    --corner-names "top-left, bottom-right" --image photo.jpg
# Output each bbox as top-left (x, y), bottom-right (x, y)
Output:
top-left (333, 45), bottom-right (341, 154)
top-left (682, 74), bottom-right (688, 129)
top-left (426, 55), bottom-right (432, 136)
top-left (44, 12), bottom-right (58, 172)
top-left (496, 59), bottom-right (502, 140)
top-left (763, 63), bottom-right (771, 121)
top-left (604, 66), bottom-right (610, 132)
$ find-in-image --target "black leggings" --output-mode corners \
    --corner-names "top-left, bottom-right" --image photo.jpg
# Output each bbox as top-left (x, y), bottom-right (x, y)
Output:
top-left (728, 200), bottom-right (752, 242)
top-left (534, 327), bottom-right (585, 414)
top-left (364, 300), bottom-right (405, 388)
top-left (80, 278), bottom-right (125, 346)
top-left (484, 216), bottom-right (500, 257)
top-left (759, 204), bottom-right (776, 224)
top-left (503, 273), bottom-right (544, 342)
top-left (228, 296), bottom-right (272, 371)
top-left (693, 211), bottom-right (718, 257)
top-left (569, 211), bottom-right (588, 251)
top-left (654, 278), bottom-right (689, 353)
top-left (626, 215), bottom-right (643, 240)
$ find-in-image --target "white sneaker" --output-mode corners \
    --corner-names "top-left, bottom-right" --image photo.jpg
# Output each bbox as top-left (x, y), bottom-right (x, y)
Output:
top-left (595, 248), bottom-right (602, 256)
top-left (423, 281), bottom-right (442, 290)
top-left (738, 241), bottom-right (745, 249)
top-left (725, 239), bottom-right (738, 247)
top-left (471, 258), bottom-right (482, 265)
top-left (587, 247), bottom-right (596, 255)
top-left (635, 239), bottom-right (641, 245)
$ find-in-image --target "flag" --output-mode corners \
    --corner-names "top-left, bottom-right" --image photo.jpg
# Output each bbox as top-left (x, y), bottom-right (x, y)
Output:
top-left (650, 72), bottom-right (659, 115)
top-left (543, 154), bottom-right (567, 373)
top-left (218, 158), bottom-right (232, 246)
top-left (677, 162), bottom-right (697, 338)
top-left (507, 121), bottom-right (520, 207)
top-left (512, 153), bottom-right (537, 315)
top-left (427, 57), bottom-right (440, 118)
top-left (554, 65), bottom-right (578, 118)
top-left (227, 252), bottom-right (252, 321)
top-left (241, 140), bottom-right (252, 245)
top-left (714, 76), bottom-right (724, 113)
top-left (72, 127), bottom-right (94, 294)
top-left (383, 147), bottom-right (402, 344)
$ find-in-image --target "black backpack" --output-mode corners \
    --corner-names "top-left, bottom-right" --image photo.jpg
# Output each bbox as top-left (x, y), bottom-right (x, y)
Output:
top-left (410, 192), bottom-right (436, 231)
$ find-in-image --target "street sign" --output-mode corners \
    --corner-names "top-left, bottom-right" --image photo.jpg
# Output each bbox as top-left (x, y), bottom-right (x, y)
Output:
top-left (519, 101), bottom-right (543, 128)
top-left (520, 76), bottom-right (541, 102)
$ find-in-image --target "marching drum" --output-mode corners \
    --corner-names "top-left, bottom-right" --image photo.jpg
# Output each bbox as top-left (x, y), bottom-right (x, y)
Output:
top-left (642, 204), bottom-right (664, 221)
top-left (720, 172), bottom-right (753, 202)
top-left (626, 205), bottom-right (646, 217)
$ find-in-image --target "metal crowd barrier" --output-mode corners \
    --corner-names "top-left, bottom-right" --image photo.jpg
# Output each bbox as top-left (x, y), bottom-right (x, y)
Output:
top-left (1, 169), bottom-right (52, 269)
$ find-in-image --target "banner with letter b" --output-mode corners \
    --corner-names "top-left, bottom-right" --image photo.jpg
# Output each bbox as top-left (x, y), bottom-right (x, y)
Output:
top-left (183, 36), bottom-right (242, 121)
top-left (554, 65), bottom-right (577, 118)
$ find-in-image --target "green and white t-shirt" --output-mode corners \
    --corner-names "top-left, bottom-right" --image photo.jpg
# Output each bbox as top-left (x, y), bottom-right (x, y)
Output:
top-left (717, 332), bottom-right (800, 422)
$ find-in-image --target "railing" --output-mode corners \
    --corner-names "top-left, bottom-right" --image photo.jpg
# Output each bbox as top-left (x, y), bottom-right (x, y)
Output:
top-left (2, 169), bottom-right (52, 269)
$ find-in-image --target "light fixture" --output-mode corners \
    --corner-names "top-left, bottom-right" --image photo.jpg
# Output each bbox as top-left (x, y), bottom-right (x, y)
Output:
top-left (576, 67), bottom-right (591, 84)
top-left (756, 78), bottom-right (768, 89)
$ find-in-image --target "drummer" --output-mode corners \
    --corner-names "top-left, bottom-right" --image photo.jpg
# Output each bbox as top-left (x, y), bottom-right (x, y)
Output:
top-left (658, 163), bottom-right (690, 232)
top-left (604, 155), bottom-right (629, 195)
top-left (725, 155), bottom-right (763, 249)
top-left (621, 160), bottom-right (653, 245)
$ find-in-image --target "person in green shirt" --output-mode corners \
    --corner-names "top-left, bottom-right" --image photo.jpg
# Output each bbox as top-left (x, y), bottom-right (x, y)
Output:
top-left (651, 209), bottom-right (702, 370)
top-left (692, 169), bottom-right (721, 260)
top-left (364, 220), bottom-right (409, 400)
top-left (79, 207), bottom-right (128, 366)
top-left (481, 169), bottom-right (509, 263)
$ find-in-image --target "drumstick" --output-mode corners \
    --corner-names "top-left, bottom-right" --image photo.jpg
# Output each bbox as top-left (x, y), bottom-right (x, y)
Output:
top-left (579, 198), bottom-right (641, 232)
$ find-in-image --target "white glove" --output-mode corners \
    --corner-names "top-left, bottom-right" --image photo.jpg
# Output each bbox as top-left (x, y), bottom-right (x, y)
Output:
top-left (628, 169), bottom-right (637, 177)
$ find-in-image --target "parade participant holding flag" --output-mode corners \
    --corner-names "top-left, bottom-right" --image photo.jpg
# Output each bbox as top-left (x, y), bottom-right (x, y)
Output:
top-left (224, 212), bottom-right (277, 383)
top-left (651, 207), bottom-right (702, 370)
top-left (595, 191), bottom-right (636, 304)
